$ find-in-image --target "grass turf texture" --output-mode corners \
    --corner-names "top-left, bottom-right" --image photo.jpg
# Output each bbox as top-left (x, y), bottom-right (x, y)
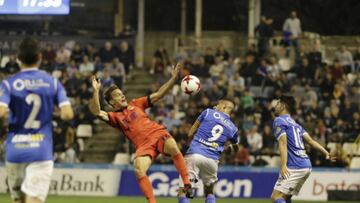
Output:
top-left (0, 194), bottom-right (358, 203)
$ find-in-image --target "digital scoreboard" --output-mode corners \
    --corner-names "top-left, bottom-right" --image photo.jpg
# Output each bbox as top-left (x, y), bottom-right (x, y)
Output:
top-left (0, 0), bottom-right (70, 15)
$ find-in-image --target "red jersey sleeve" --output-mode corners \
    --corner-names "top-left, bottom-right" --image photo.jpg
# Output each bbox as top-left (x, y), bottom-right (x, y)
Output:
top-left (130, 96), bottom-right (152, 110)
top-left (107, 112), bottom-right (119, 128)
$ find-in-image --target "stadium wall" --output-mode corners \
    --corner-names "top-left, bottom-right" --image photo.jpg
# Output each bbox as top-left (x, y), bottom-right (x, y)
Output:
top-left (0, 164), bottom-right (359, 201)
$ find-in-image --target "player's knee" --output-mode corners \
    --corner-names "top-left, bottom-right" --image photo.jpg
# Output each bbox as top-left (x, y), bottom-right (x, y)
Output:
top-left (134, 164), bottom-right (146, 177)
top-left (165, 139), bottom-right (180, 156)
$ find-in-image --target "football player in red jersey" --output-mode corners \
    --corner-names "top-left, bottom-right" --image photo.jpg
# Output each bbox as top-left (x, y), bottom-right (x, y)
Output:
top-left (89, 63), bottom-right (192, 203)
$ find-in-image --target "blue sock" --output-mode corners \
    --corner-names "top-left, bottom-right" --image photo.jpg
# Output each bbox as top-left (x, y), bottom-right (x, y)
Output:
top-left (274, 198), bottom-right (286, 203)
top-left (206, 194), bottom-right (216, 203)
top-left (178, 196), bottom-right (190, 203)
top-left (286, 199), bottom-right (292, 203)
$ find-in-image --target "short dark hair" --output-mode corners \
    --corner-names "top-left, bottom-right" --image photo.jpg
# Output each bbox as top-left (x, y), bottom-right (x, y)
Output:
top-left (104, 85), bottom-right (119, 104)
top-left (279, 94), bottom-right (296, 114)
top-left (17, 37), bottom-right (40, 65)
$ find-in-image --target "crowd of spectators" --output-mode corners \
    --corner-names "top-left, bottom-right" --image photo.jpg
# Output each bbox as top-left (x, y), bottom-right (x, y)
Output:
top-left (0, 40), bottom-right (135, 163)
top-left (0, 34), bottom-right (359, 169)
top-left (149, 38), bottom-right (360, 168)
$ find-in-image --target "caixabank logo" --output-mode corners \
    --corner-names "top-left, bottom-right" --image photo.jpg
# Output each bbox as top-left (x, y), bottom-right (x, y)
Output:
top-left (48, 168), bottom-right (121, 196)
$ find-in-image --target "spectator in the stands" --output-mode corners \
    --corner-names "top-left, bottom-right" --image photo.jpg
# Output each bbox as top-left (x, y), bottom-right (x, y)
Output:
top-left (215, 44), bottom-right (230, 61)
top-left (349, 112), bottom-right (360, 141)
top-left (307, 44), bottom-right (322, 69)
top-left (56, 43), bottom-right (71, 70)
top-left (239, 54), bottom-right (257, 85)
top-left (71, 43), bottom-right (84, 64)
top-left (66, 60), bottom-right (79, 78)
top-left (303, 84), bottom-right (318, 107)
top-left (98, 41), bottom-right (117, 63)
top-left (101, 69), bottom-right (115, 88)
top-left (79, 55), bottom-right (94, 77)
top-left (331, 143), bottom-right (350, 167)
top-left (320, 72), bottom-right (335, 100)
top-left (42, 43), bottom-right (56, 64)
top-left (294, 45), bottom-right (307, 67)
top-left (267, 56), bottom-right (283, 87)
top-left (189, 57), bottom-right (210, 78)
top-left (339, 98), bottom-right (356, 121)
top-left (93, 56), bottom-right (104, 72)
top-left (40, 58), bottom-right (53, 73)
top-left (353, 46), bottom-right (360, 72)
top-left (204, 47), bottom-right (215, 66)
top-left (246, 125), bottom-right (263, 154)
top-left (4, 55), bottom-right (20, 75)
top-left (331, 59), bottom-right (345, 81)
top-left (209, 56), bottom-right (224, 81)
top-left (151, 47), bottom-right (169, 75)
top-left (118, 24), bottom-right (136, 38)
top-left (229, 72), bottom-right (245, 95)
top-left (335, 44), bottom-right (354, 73)
top-left (163, 110), bottom-right (181, 131)
top-left (174, 45), bottom-right (189, 62)
top-left (295, 57), bottom-right (314, 84)
top-left (261, 124), bottom-right (275, 154)
top-left (331, 83), bottom-right (346, 105)
top-left (84, 43), bottom-right (96, 61)
top-left (154, 47), bottom-right (170, 66)
top-left (283, 11), bottom-right (302, 57)
top-left (255, 16), bottom-right (274, 57)
top-left (118, 41), bottom-right (134, 75)
top-left (234, 144), bottom-right (250, 166)
top-left (108, 57), bottom-right (126, 89)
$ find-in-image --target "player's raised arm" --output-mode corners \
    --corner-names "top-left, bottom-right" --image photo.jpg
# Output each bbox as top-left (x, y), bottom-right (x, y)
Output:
top-left (149, 63), bottom-right (181, 104)
top-left (303, 133), bottom-right (336, 162)
top-left (188, 119), bottom-right (201, 140)
top-left (89, 76), bottom-right (109, 122)
top-left (278, 135), bottom-right (290, 179)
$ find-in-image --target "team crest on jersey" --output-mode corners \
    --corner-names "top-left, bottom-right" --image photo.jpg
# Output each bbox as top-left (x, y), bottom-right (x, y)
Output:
top-left (276, 127), bottom-right (281, 134)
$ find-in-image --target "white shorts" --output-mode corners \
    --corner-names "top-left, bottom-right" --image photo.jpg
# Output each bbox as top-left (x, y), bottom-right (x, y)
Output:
top-left (179, 153), bottom-right (219, 188)
top-left (273, 167), bottom-right (311, 196)
top-left (6, 160), bottom-right (54, 202)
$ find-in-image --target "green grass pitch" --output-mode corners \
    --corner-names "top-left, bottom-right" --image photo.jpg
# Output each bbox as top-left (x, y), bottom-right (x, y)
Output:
top-left (0, 194), bottom-right (358, 203)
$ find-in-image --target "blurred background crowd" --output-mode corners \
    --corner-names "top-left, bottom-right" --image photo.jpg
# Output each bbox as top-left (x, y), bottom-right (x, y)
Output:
top-left (0, 11), bottom-right (359, 169)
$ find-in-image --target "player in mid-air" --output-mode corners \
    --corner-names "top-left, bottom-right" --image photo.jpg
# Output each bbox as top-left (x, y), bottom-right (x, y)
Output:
top-left (0, 37), bottom-right (74, 203)
top-left (270, 95), bottom-right (335, 203)
top-left (178, 100), bottom-right (239, 203)
top-left (89, 63), bottom-right (192, 203)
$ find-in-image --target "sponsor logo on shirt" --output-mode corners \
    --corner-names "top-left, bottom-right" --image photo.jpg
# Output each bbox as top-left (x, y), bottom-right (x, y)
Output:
top-left (197, 138), bottom-right (219, 149)
top-left (295, 149), bottom-right (308, 158)
top-left (13, 79), bottom-right (50, 91)
top-left (11, 133), bottom-right (44, 143)
top-left (213, 112), bottom-right (234, 129)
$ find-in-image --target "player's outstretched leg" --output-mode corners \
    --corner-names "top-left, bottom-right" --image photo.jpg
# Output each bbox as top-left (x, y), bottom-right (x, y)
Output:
top-left (205, 184), bottom-right (216, 203)
top-left (134, 156), bottom-right (156, 203)
top-left (163, 138), bottom-right (193, 198)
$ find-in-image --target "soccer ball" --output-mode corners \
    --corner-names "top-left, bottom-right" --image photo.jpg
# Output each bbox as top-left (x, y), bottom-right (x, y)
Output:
top-left (181, 75), bottom-right (201, 95)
